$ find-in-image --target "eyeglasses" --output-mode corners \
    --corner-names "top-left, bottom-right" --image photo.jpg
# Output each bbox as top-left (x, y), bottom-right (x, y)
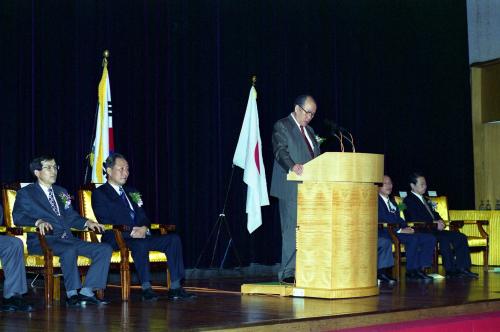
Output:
top-left (298, 104), bottom-right (316, 118)
top-left (41, 165), bottom-right (60, 171)
top-left (114, 167), bottom-right (129, 173)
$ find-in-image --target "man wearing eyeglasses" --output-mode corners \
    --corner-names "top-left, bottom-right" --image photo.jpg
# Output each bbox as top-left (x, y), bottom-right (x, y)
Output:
top-left (270, 95), bottom-right (320, 284)
top-left (13, 156), bottom-right (113, 307)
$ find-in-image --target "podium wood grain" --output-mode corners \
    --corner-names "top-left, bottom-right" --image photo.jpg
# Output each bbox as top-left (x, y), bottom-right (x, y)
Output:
top-left (289, 152), bottom-right (383, 299)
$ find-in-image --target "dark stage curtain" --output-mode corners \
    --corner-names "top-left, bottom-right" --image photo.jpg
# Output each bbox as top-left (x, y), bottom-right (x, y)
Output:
top-left (0, 0), bottom-right (473, 268)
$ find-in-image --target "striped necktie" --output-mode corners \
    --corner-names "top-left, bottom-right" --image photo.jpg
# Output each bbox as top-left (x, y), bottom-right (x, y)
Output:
top-left (422, 198), bottom-right (435, 220)
top-left (48, 188), bottom-right (61, 216)
top-left (300, 126), bottom-right (314, 158)
top-left (119, 187), bottom-right (136, 222)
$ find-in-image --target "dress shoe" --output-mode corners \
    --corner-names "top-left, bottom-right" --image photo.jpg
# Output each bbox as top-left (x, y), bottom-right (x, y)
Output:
top-left (142, 288), bottom-right (159, 301)
top-left (78, 294), bottom-right (109, 305)
top-left (416, 271), bottom-right (433, 280)
top-left (66, 295), bottom-right (81, 307)
top-left (405, 270), bottom-right (420, 281)
top-left (167, 287), bottom-right (197, 300)
top-left (1, 296), bottom-right (35, 312)
top-left (445, 270), bottom-right (462, 279)
top-left (377, 273), bottom-right (396, 283)
top-left (281, 276), bottom-right (296, 284)
top-left (459, 269), bottom-right (479, 279)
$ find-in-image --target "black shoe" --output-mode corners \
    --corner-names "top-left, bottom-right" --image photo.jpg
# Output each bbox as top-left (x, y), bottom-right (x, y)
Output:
top-left (281, 276), bottom-right (296, 284)
top-left (2, 296), bottom-right (35, 312)
top-left (445, 270), bottom-right (462, 279)
top-left (459, 269), bottom-right (479, 279)
top-left (142, 288), bottom-right (159, 301)
top-left (78, 294), bottom-right (109, 306)
top-left (405, 270), bottom-right (419, 281)
top-left (167, 287), bottom-right (197, 300)
top-left (66, 295), bottom-right (81, 307)
top-left (377, 272), bottom-right (396, 283)
top-left (416, 271), bottom-right (433, 280)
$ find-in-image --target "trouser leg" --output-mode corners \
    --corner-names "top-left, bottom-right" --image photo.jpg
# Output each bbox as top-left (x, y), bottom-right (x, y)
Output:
top-left (278, 199), bottom-right (297, 280)
top-left (0, 236), bottom-right (28, 298)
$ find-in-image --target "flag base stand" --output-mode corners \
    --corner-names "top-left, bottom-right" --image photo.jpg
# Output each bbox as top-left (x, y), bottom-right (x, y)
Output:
top-left (190, 165), bottom-right (243, 275)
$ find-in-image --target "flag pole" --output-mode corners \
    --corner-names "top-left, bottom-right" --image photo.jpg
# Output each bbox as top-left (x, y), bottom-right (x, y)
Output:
top-left (190, 75), bottom-right (258, 273)
top-left (84, 49), bottom-right (110, 184)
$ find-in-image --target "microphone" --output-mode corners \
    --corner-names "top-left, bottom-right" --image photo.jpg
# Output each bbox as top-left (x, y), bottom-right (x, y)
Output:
top-left (324, 119), bottom-right (356, 152)
top-left (338, 127), bottom-right (356, 152)
top-left (324, 120), bottom-right (344, 152)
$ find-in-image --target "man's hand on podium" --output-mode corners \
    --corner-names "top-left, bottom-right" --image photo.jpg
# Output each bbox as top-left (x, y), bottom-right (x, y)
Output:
top-left (292, 164), bottom-right (304, 175)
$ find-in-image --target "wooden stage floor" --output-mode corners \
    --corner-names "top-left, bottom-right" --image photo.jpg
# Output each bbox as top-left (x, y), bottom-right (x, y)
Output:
top-left (2, 267), bottom-right (500, 331)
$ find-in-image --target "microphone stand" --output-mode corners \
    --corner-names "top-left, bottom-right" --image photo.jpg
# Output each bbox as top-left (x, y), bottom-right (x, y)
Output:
top-left (340, 129), bottom-right (356, 152)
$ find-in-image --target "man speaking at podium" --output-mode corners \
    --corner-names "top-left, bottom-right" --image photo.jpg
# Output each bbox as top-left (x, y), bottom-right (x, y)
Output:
top-left (270, 95), bottom-right (320, 284)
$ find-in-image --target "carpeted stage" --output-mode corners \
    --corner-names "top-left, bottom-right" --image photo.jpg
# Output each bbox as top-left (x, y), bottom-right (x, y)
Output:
top-left (2, 267), bottom-right (500, 331)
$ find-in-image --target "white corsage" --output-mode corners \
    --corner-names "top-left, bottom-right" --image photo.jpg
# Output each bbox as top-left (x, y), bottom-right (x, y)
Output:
top-left (59, 192), bottom-right (72, 209)
top-left (315, 135), bottom-right (326, 145)
top-left (129, 192), bottom-right (144, 207)
top-left (427, 199), bottom-right (438, 211)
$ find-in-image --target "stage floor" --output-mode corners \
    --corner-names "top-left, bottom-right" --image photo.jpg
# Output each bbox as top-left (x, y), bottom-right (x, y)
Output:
top-left (2, 267), bottom-right (500, 331)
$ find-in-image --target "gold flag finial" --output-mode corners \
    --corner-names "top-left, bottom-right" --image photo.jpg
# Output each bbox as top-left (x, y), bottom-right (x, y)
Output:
top-left (102, 49), bottom-right (110, 67)
top-left (252, 75), bottom-right (257, 86)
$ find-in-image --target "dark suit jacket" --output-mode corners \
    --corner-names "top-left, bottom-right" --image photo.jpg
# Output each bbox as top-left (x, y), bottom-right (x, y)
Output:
top-left (403, 192), bottom-right (442, 223)
top-left (91, 182), bottom-right (151, 244)
top-left (270, 114), bottom-right (320, 201)
top-left (13, 182), bottom-right (87, 249)
top-left (378, 195), bottom-right (407, 229)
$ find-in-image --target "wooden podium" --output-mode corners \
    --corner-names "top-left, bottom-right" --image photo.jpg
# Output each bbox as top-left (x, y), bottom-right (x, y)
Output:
top-left (241, 152), bottom-right (383, 299)
top-left (288, 152), bottom-right (383, 299)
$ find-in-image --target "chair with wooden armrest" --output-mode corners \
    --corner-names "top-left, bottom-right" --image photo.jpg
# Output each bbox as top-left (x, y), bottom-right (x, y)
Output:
top-left (449, 220), bottom-right (489, 271)
top-left (79, 184), bottom-right (174, 301)
top-left (377, 222), bottom-right (403, 280)
top-left (427, 196), bottom-right (489, 271)
top-left (389, 196), bottom-right (440, 277)
top-left (1, 183), bottom-right (94, 306)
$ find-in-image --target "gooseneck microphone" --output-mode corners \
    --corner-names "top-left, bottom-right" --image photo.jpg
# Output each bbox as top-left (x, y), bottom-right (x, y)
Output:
top-left (325, 119), bottom-right (356, 153)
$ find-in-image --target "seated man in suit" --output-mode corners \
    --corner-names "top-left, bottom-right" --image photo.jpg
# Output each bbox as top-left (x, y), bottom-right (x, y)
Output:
top-left (376, 231), bottom-right (397, 283)
top-left (378, 175), bottom-right (436, 281)
top-left (0, 204), bottom-right (34, 312)
top-left (13, 156), bottom-right (113, 306)
top-left (91, 153), bottom-right (195, 301)
top-left (403, 172), bottom-right (477, 279)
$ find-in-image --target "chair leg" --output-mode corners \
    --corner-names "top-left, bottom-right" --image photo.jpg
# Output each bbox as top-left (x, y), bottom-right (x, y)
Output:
top-left (166, 268), bottom-right (171, 290)
top-left (394, 246), bottom-right (401, 281)
top-left (484, 247), bottom-right (489, 271)
top-left (44, 269), bottom-right (54, 307)
top-left (121, 262), bottom-right (130, 301)
top-left (53, 276), bottom-right (61, 301)
top-left (433, 247), bottom-right (439, 273)
top-left (96, 289), bottom-right (104, 299)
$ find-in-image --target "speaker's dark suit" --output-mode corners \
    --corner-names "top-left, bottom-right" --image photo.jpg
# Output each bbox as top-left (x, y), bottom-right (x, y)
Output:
top-left (403, 192), bottom-right (471, 272)
top-left (270, 114), bottom-right (320, 280)
top-left (12, 183), bottom-right (112, 292)
top-left (91, 182), bottom-right (185, 284)
top-left (0, 204), bottom-right (28, 298)
top-left (378, 195), bottom-right (436, 271)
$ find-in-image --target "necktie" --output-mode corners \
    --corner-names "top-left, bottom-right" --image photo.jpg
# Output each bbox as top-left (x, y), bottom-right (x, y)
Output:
top-left (48, 188), bottom-right (61, 216)
top-left (387, 200), bottom-right (396, 213)
top-left (422, 199), bottom-right (435, 220)
top-left (119, 187), bottom-right (136, 222)
top-left (300, 126), bottom-right (314, 158)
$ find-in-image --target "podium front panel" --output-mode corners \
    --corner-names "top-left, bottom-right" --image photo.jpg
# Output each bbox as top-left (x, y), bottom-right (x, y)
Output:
top-left (295, 182), bottom-right (379, 298)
